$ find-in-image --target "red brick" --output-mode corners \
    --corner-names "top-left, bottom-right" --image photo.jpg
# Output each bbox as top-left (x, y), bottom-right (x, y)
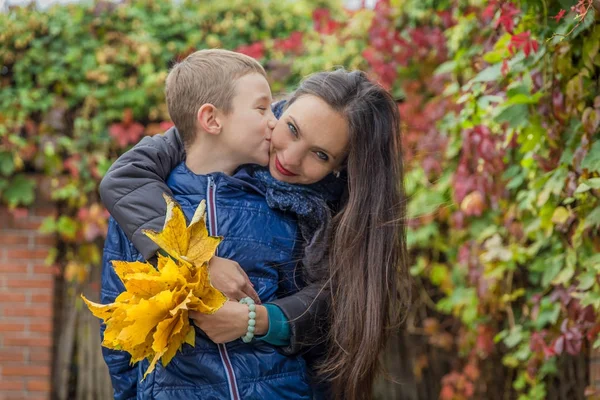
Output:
top-left (29, 322), bottom-right (52, 333)
top-left (30, 293), bottom-right (53, 303)
top-left (29, 350), bottom-right (51, 362)
top-left (31, 206), bottom-right (56, 218)
top-left (5, 278), bottom-right (52, 290)
top-left (6, 218), bottom-right (42, 230)
top-left (33, 235), bottom-right (56, 247)
top-left (0, 322), bottom-right (26, 332)
top-left (0, 380), bottom-right (25, 390)
top-left (5, 249), bottom-right (49, 260)
top-left (1, 366), bottom-right (50, 377)
top-left (0, 263), bottom-right (28, 273)
top-left (30, 264), bottom-right (54, 276)
top-left (0, 349), bottom-right (25, 362)
top-left (0, 234), bottom-right (30, 246)
top-left (2, 395), bottom-right (30, 400)
top-left (4, 337), bottom-right (52, 348)
top-left (0, 292), bottom-right (27, 303)
top-left (3, 305), bottom-right (52, 318)
top-left (26, 379), bottom-right (51, 392)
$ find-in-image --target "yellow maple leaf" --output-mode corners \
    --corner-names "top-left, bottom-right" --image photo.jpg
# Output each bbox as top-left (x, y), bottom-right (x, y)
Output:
top-left (82, 194), bottom-right (227, 380)
top-left (143, 195), bottom-right (222, 267)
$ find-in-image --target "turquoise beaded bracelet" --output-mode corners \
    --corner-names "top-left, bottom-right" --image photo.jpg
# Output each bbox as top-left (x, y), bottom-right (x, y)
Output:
top-left (239, 297), bottom-right (256, 343)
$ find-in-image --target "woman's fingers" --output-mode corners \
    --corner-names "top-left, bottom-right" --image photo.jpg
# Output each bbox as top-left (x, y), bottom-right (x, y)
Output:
top-left (242, 281), bottom-right (260, 304)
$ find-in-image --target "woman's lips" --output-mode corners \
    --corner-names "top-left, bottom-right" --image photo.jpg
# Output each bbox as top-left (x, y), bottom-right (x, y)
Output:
top-left (275, 157), bottom-right (297, 176)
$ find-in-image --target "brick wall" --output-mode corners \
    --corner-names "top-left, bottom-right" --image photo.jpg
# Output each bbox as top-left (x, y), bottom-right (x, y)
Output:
top-left (0, 184), bottom-right (56, 400)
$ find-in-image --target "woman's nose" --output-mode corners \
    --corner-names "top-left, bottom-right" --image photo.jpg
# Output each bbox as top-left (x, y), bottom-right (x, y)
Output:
top-left (282, 144), bottom-right (303, 167)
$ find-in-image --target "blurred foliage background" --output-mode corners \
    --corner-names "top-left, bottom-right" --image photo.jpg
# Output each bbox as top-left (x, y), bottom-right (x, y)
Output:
top-left (1, 0), bottom-right (600, 398)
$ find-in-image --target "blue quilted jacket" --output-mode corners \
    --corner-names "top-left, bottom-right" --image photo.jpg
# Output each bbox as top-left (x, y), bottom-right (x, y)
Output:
top-left (101, 163), bottom-right (313, 399)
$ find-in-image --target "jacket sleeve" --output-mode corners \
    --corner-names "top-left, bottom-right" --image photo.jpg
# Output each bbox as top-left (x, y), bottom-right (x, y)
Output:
top-left (99, 127), bottom-right (186, 260)
top-left (100, 218), bottom-right (145, 399)
top-left (269, 281), bottom-right (330, 356)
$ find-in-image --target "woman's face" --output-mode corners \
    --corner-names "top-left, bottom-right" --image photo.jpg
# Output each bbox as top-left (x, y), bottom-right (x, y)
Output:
top-left (269, 95), bottom-right (349, 185)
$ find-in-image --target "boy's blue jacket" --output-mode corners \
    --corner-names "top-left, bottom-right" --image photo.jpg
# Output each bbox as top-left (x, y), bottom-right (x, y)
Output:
top-left (101, 163), bottom-right (313, 399)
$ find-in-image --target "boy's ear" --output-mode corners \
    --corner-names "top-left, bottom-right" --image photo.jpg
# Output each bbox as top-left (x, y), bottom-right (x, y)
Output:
top-left (197, 104), bottom-right (222, 135)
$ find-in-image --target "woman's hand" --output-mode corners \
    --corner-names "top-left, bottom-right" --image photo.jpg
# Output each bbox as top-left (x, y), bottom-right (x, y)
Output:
top-left (208, 256), bottom-right (260, 304)
top-left (189, 301), bottom-right (269, 344)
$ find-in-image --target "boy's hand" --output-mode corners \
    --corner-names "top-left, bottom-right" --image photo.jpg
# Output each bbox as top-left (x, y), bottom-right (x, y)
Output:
top-left (190, 301), bottom-right (269, 344)
top-left (208, 256), bottom-right (260, 304)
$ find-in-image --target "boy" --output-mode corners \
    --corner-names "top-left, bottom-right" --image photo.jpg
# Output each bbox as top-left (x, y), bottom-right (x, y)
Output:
top-left (100, 49), bottom-right (313, 399)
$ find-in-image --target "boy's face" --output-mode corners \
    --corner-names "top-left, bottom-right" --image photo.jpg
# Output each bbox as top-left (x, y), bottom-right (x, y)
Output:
top-left (219, 73), bottom-right (274, 167)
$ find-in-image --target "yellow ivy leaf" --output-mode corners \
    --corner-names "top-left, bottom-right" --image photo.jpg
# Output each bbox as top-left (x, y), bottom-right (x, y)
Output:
top-left (143, 196), bottom-right (222, 267)
top-left (162, 315), bottom-right (191, 366)
top-left (189, 283), bottom-right (227, 314)
top-left (113, 260), bottom-right (158, 282)
top-left (82, 194), bottom-right (227, 380)
top-left (184, 324), bottom-right (195, 347)
top-left (186, 204), bottom-right (222, 266)
top-left (143, 194), bottom-right (192, 264)
top-left (118, 290), bottom-right (176, 348)
top-left (128, 335), bottom-right (155, 364)
top-left (80, 296), bottom-right (117, 321)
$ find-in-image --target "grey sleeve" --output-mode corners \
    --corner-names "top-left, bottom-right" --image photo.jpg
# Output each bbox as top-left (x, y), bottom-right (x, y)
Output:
top-left (269, 282), bottom-right (330, 356)
top-left (98, 127), bottom-right (186, 260)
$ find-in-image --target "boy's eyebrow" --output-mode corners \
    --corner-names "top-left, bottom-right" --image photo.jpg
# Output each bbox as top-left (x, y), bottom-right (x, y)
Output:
top-left (255, 94), bottom-right (272, 103)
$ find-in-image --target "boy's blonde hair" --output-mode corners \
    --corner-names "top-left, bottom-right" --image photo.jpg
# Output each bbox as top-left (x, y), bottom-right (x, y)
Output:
top-left (165, 49), bottom-right (267, 146)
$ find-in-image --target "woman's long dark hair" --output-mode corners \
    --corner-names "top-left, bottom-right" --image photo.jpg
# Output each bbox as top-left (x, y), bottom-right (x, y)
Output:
top-left (287, 69), bottom-right (410, 399)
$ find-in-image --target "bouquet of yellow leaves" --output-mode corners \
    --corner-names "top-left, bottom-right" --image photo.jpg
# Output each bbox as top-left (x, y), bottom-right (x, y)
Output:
top-left (82, 194), bottom-right (227, 379)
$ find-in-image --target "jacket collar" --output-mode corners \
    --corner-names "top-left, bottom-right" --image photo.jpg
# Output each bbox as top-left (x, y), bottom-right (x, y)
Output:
top-left (167, 162), bottom-right (265, 196)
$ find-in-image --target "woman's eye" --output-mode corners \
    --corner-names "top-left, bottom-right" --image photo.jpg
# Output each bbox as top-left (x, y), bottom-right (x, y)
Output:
top-left (287, 122), bottom-right (298, 137)
top-left (315, 151), bottom-right (329, 161)
top-left (258, 107), bottom-right (267, 113)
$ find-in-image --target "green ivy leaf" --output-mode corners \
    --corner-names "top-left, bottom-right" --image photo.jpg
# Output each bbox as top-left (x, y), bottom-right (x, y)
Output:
top-left (584, 206), bottom-right (600, 229)
top-left (581, 141), bottom-right (600, 173)
top-left (495, 104), bottom-right (529, 128)
top-left (541, 255), bottom-right (564, 288)
top-left (519, 121), bottom-right (544, 153)
top-left (56, 216), bottom-right (78, 240)
top-left (1, 175), bottom-right (35, 207)
top-left (0, 152), bottom-right (15, 176)
top-left (503, 325), bottom-right (524, 348)
top-left (575, 178), bottom-right (600, 193)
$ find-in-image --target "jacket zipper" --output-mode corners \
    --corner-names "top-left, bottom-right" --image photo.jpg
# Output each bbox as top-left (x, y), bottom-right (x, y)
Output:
top-left (206, 176), bottom-right (241, 400)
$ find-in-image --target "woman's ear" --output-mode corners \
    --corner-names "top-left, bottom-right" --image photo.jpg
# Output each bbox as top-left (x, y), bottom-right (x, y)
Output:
top-left (197, 104), bottom-right (222, 135)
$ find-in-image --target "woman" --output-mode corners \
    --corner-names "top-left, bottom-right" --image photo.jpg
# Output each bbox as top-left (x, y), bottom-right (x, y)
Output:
top-left (100, 69), bottom-right (410, 399)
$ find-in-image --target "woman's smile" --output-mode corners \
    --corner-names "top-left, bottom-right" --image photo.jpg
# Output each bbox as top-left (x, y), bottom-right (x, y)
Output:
top-left (274, 155), bottom-right (298, 176)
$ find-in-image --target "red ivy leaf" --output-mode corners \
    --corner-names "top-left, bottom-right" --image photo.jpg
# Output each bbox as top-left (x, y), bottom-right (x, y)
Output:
top-left (109, 122), bottom-right (145, 148)
top-left (482, 1), bottom-right (498, 19)
top-left (495, 3), bottom-right (520, 33)
top-left (235, 42), bottom-right (265, 60)
top-left (508, 31), bottom-right (539, 57)
top-left (553, 9), bottom-right (566, 22)
top-left (313, 8), bottom-right (340, 35)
